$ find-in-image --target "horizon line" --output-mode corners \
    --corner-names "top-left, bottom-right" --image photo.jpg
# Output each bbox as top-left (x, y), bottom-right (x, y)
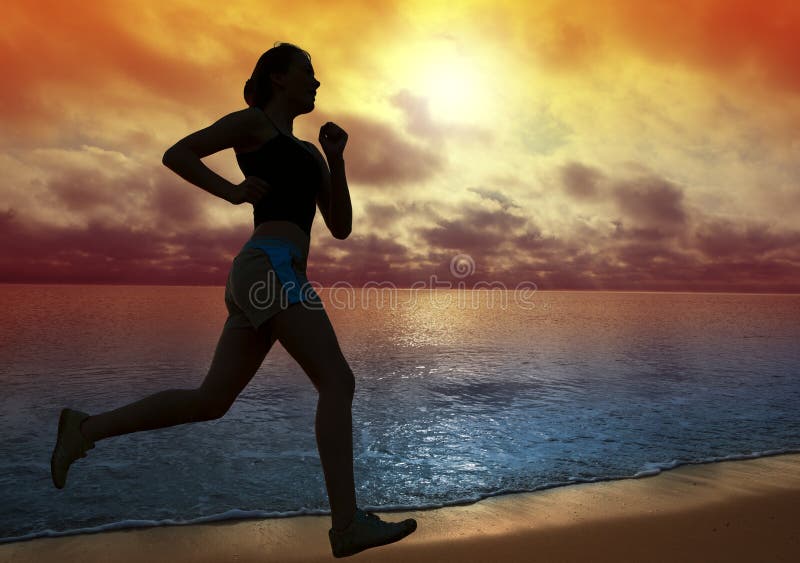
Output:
top-left (0, 282), bottom-right (798, 296)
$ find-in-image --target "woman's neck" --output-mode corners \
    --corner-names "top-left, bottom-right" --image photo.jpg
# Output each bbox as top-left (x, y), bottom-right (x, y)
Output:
top-left (261, 101), bottom-right (296, 136)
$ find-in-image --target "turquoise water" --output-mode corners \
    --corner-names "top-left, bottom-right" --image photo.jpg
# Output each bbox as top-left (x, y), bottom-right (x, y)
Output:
top-left (1, 285), bottom-right (798, 542)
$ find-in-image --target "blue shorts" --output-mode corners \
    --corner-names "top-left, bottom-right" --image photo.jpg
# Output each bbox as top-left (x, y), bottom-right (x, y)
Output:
top-left (224, 236), bottom-right (322, 330)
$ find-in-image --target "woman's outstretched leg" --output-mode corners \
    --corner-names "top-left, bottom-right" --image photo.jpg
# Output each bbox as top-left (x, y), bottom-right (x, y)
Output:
top-left (268, 304), bottom-right (358, 532)
top-left (80, 323), bottom-right (276, 443)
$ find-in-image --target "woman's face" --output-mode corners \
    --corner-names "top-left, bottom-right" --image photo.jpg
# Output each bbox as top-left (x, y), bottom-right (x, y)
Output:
top-left (275, 53), bottom-right (320, 109)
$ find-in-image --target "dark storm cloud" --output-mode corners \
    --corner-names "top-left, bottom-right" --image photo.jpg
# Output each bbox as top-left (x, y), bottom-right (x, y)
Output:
top-left (561, 161), bottom-right (603, 199)
top-left (419, 205), bottom-right (527, 252)
top-left (612, 176), bottom-right (686, 227)
top-left (694, 218), bottom-right (800, 259)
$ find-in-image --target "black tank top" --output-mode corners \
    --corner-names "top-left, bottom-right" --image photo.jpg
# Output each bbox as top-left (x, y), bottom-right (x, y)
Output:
top-left (236, 109), bottom-right (321, 236)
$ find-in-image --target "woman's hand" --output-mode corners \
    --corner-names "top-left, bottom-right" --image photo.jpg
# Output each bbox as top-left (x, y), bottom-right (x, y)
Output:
top-left (227, 176), bottom-right (271, 205)
top-left (319, 122), bottom-right (348, 160)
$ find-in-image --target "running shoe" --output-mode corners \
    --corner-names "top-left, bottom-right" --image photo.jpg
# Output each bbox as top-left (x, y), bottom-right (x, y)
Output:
top-left (329, 508), bottom-right (417, 558)
top-left (51, 408), bottom-right (95, 489)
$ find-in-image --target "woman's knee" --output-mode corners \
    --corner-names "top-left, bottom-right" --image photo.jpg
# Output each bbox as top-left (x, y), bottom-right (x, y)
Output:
top-left (194, 388), bottom-right (230, 420)
top-left (318, 364), bottom-right (355, 398)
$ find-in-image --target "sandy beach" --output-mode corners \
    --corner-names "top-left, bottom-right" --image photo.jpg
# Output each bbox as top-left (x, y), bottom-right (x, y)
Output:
top-left (3, 453), bottom-right (799, 562)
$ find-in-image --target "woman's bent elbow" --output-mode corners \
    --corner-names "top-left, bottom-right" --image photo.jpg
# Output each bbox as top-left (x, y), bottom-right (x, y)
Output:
top-left (162, 145), bottom-right (189, 168)
top-left (162, 148), bottom-right (176, 168)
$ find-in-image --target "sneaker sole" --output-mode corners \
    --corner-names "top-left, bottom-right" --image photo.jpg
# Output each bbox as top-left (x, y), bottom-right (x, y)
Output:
top-left (331, 519), bottom-right (417, 558)
top-left (50, 408), bottom-right (71, 489)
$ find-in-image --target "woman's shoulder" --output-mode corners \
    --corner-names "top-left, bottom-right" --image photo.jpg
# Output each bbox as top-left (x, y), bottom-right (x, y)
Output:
top-left (233, 107), bottom-right (280, 155)
top-left (241, 106), bottom-right (276, 131)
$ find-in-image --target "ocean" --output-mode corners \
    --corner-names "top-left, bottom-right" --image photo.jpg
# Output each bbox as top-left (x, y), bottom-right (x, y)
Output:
top-left (1, 285), bottom-right (798, 542)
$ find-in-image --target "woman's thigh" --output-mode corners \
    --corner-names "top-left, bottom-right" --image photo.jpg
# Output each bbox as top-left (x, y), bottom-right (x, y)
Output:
top-left (268, 303), bottom-right (354, 394)
top-left (198, 322), bottom-right (277, 408)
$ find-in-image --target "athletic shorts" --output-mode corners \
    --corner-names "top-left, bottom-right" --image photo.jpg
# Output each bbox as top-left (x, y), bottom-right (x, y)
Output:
top-left (224, 236), bottom-right (322, 330)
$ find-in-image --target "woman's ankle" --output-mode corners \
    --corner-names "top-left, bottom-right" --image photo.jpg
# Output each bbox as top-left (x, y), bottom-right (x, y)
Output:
top-left (332, 507), bottom-right (358, 531)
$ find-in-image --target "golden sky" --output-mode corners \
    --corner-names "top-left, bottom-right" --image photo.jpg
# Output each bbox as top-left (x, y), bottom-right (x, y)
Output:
top-left (1, 0), bottom-right (799, 291)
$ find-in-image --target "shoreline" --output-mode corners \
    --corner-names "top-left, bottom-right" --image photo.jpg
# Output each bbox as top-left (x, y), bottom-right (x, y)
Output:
top-left (3, 452), bottom-right (800, 562)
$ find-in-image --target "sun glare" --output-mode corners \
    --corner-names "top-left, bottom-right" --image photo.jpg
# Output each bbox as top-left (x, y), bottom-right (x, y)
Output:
top-left (412, 40), bottom-right (491, 121)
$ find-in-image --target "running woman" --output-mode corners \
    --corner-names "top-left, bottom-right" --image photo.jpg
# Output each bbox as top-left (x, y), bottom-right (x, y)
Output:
top-left (50, 42), bottom-right (417, 558)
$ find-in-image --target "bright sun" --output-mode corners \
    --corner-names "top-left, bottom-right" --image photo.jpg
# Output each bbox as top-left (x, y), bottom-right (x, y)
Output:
top-left (412, 40), bottom-right (491, 121)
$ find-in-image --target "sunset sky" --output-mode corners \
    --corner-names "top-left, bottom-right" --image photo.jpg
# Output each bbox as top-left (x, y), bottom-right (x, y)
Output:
top-left (2, 0), bottom-right (799, 291)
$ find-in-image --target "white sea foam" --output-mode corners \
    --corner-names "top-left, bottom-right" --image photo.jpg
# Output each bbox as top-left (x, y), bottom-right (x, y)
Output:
top-left (3, 448), bottom-right (799, 545)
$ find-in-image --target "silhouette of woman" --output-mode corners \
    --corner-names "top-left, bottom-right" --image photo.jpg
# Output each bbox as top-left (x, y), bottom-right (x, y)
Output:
top-left (50, 42), bottom-right (416, 558)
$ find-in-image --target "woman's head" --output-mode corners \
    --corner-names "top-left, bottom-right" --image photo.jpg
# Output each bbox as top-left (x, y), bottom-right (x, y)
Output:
top-left (244, 42), bottom-right (319, 110)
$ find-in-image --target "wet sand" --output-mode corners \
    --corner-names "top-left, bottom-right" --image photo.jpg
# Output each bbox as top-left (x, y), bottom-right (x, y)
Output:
top-left (3, 453), bottom-right (799, 562)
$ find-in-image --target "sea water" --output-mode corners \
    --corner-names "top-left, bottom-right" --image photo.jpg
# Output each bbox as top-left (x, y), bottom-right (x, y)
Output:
top-left (1, 285), bottom-right (798, 542)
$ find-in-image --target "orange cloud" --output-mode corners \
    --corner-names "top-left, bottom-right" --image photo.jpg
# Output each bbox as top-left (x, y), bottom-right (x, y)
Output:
top-left (538, 0), bottom-right (800, 95)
